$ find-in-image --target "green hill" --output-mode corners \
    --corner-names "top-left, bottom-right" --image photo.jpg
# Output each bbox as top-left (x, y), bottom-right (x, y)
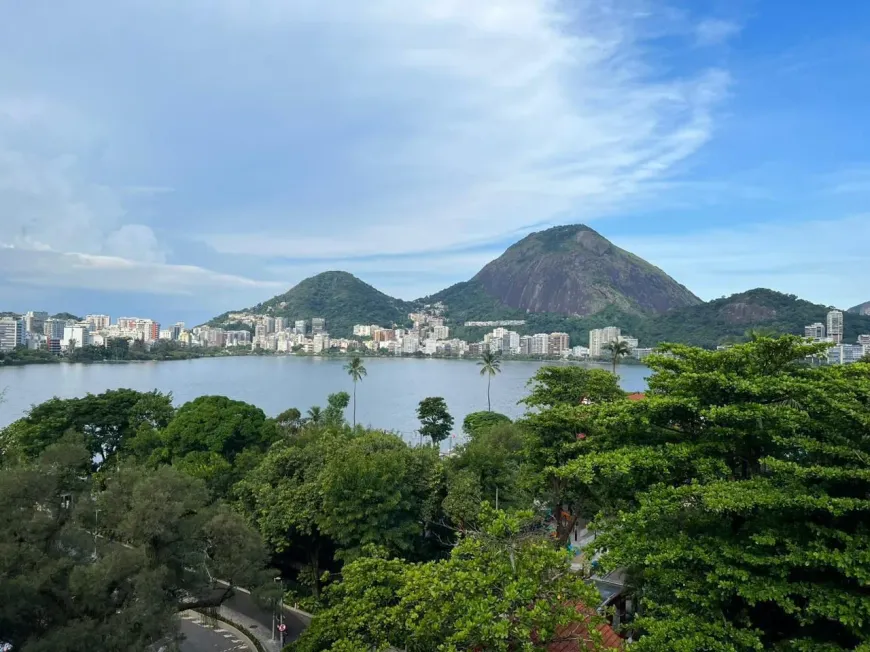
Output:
top-left (210, 271), bottom-right (413, 337)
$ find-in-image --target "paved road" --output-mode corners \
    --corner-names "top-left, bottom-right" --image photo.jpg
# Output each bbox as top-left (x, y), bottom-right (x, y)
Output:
top-left (179, 614), bottom-right (252, 652)
top-left (222, 588), bottom-right (309, 646)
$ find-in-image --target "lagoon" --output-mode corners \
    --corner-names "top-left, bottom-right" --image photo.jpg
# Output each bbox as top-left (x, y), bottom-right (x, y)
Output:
top-left (0, 357), bottom-right (649, 439)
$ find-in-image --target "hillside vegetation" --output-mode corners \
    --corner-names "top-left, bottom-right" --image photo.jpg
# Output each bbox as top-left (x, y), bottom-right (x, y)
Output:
top-left (211, 271), bottom-right (413, 337)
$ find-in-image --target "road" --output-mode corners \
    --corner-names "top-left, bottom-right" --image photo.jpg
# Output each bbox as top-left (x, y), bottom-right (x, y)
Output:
top-left (222, 588), bottom-right (310, 646)
top-left (179, 614), bottom-right (252, 652)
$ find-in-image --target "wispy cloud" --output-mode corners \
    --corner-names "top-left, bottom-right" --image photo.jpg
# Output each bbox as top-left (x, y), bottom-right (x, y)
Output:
top-left (0, 1), bottom-right (734, 313)
top-left (695, 19), bottom-right (741, 46)
top-left (822, 166), bottom-right (870, 195)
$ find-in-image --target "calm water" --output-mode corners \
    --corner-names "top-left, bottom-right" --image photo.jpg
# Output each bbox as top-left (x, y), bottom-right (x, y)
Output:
top-left (0, 357), bottom-right (648, 441)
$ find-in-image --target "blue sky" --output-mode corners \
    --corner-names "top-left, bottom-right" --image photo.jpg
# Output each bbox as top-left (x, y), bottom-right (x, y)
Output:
top-left (1, 0), bottom-right (869, 325)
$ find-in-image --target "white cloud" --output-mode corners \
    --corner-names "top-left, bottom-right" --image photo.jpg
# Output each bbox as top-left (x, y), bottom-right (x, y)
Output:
top-left (0, 0), bottom-right (732, 309)
top-left (0, 246), bottom-right (282, 298)
top-left (695, 19), bottom-right (741, 46)
top-left (614, 215), bottom-right (870, 308)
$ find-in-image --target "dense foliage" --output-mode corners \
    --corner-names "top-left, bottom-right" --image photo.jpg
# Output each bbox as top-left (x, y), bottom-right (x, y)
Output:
top-left (556, 337), bottom-right (870, 649)
top-left (211, 271), bottom-right (413, 337)
top-left (291, 511), bottom-right (607, 652)
top-left (416, 396), bottom-right (454, 445)
top-left (0, 436), bottom-right (270, 652)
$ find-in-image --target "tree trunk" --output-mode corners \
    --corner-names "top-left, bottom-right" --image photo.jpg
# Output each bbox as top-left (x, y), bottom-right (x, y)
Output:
top-left (353, 382), bottom-right (357, 428)
top-left (487, 374), bottom-right (492, 411)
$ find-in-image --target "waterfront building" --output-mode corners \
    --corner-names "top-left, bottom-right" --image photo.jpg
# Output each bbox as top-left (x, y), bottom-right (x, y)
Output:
top-left (0, 317), bottom-right (24, 352)
top-left (589, 327), bottom-right (621, 358)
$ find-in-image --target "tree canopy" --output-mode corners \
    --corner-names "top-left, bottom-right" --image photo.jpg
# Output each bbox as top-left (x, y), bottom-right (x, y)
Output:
top-left (416, 396), bottom-right (454, 446)
top-left (0, 389), bottom-right (174, 469)
top-left (291, 510), bottom-right (607, 652)
top-left (0, 436), bottom-right (270, 652)
top-left (557, 336), bottom-right (870, 649)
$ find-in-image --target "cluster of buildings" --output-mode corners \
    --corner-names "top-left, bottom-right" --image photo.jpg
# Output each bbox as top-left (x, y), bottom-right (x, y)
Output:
top-left (0, 311), bottom-right (186, 354)
top-left (199, 314), bottom-right (356, 354)
top-left (804, 309), bottom-right (870, 365)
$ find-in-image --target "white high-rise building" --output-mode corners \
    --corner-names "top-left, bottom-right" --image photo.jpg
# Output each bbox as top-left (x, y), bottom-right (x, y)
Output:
top-left (530, 333), bottom-right (550, 355)
top-left (827, 310), bottom-right (844, 345)
top-left (295, 319), bottom-right (307, 335)
top-left (274, 317), bottom-right (286, 332)
top-left (311, 317), bottom-right (326, 335)
top-left (401, 334), bottom-right (419, 354)
top-left (62, 325), bottom-right (90, 350)
top-left (805, 323), bottom-right (826, 340)
top-left (589, 327), bottom-right (621, 358)
top-left (431, 324), bottom-right (450, 340)
top-left (619, 336), bottom-right (639, 350)
top-left (0, 317), bottom-right (24, 352)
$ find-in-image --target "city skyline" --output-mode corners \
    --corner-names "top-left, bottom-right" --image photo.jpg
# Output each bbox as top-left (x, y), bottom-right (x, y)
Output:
top-left (1, 1), bottom-right (869, 324)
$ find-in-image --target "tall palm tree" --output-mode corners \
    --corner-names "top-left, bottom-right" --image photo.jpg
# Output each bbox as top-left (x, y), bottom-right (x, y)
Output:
top-left (344, 356), bottom-right (367, 428)
top-left (603, 339), bottom-right (632, 376)
top-left (477, 349), bottom-right (502, 411)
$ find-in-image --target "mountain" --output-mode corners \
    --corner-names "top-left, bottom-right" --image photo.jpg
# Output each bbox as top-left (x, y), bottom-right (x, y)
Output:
top-left (636, 289), bottom-right (870, 349)
top-left (210, 271), bottom-right (412, 337)
top-left (467, 224), bottom-right (700, 316)
top-left (848, 301), bottom-right (870, 316)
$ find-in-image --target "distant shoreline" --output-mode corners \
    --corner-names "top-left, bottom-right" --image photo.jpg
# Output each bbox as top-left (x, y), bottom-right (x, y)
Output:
top-left (0, 350), bottom-right (647, 369)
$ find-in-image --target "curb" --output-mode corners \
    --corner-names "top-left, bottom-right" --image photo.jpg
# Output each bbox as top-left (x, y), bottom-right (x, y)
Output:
top-left (188, 609), bottom-right (263, 652)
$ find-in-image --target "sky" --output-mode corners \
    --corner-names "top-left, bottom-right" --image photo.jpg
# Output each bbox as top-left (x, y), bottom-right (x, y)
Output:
top-left (1, 0), bottom-right (869, 325)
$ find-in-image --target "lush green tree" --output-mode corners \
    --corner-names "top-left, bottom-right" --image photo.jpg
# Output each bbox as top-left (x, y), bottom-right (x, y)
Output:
top-left (0, 389), bottom-right (174, 468)
top-left (416, 396), bottom-right (454, 446)
top-left (602, 339), bottom-right (631, 375)
top-left (137, 395), bottom-right (276, 497)
top-left (462, 410), bottom-right (511, 437)
top-left (0, 437), bottom-right (270, 652)
top-left (235, 428), bottom-right (350, 596)
top-left (344, 356), bottom-right (367, 427)
top-left (558, 336), bottom-right (870, 649)
top-left (317, 431), bottom-right (441, 561)
top-left (477, 349), bottom-right (502, 411)
top-left (276, 407), bottom-right (303, 433)
top-left (291, 510), bottom-right (606, 652)
top-left (450, 421), bottom-right (526, 516)
top-left (521, 366), bottom-right (624, 409)
top-left (441, 468), bottom-right (483, 529)
top-left (323, 391), bottom-right (350, 429)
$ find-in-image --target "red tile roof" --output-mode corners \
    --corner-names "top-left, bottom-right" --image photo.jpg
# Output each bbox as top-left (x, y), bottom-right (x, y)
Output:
top-left (547, 604), bottom-right (624, 651)
top-left (626, 392), bottom-right (646, 401)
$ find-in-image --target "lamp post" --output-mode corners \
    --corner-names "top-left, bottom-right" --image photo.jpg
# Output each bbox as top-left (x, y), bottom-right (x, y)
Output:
top-left (272, 576), bottom-right (282, 643)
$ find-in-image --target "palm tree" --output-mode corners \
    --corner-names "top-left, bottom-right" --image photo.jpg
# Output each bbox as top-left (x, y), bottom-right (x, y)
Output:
top-left (477, 349), bottom-right (502, 411)
top-left (603, 339), bottom-right (632, 376)
top-left (344, 356), bottom-right (367, 428)
top-left (306, 405), bottom-right (322, 426)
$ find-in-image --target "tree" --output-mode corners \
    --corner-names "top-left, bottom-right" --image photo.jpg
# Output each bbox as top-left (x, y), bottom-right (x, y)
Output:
top-left (235, 428), bottom-right (351, 597)
top-left (276, 407), bottom-right (303, 433)
top-left (477, 349), bottom-right (502, 411)
top-left (317, 431), bottom-right (440, 561)
top-left (416, 396), bottom-right (454, 446)
top-left (305, 405), bottom-right (323, 426)
top-left (138, 395), bottom-right (277, 497)
top-left (0, 437), bottom-right (271, 652)
top-left (522, 366), bottom-right (624, 409)
top-left (322, 391), bottom-right (350, 429)
top-left (462, 410), bottom-right (511, 437)
top-left (602, 339), bottom-right (631, 375)
top-left (344, 356), bottom-right (367, 428)
top-left (292, 510), bottom-right (607, 652)
top-left (558, 336), bottom-right (870, 649)
top-left (0, 389), bottom-right (174, 469)
top-left (450, 421), bottom-right (526, 516)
